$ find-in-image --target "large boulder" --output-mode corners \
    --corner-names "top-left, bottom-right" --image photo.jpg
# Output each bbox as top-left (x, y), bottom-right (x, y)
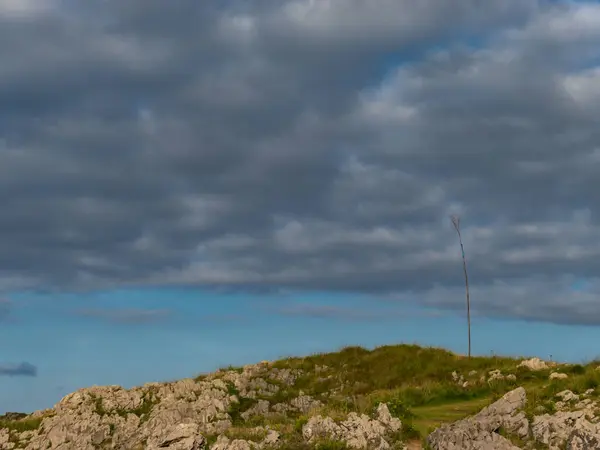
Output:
top-left (427, 387), bottom-right (527, 450)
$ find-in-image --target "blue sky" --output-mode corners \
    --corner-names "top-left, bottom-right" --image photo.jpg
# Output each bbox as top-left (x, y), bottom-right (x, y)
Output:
top-left (3, 287), bottom-right (600, 414)
top-left (3, 0), bottom-right (600, 415)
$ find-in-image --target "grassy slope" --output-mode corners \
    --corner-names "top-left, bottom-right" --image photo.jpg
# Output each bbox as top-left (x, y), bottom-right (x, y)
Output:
top-left (216, 344), bottom-right (600, 446)
top-left (3, 344), bottom-right (600, 448)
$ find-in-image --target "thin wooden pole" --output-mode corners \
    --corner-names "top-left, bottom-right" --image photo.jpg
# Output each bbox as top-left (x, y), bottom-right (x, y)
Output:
top-left (451, 215), bottom-right (471, 359)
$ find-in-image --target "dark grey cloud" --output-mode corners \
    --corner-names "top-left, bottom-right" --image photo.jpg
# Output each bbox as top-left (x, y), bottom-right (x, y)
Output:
top-left (0, 362), bottom-right (37, 377)
top-left (1, 1), bottom-right (600, 324)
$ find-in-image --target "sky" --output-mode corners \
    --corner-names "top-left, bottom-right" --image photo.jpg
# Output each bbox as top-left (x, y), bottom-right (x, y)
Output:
top-left (3, 0), bottom-right (600, 413)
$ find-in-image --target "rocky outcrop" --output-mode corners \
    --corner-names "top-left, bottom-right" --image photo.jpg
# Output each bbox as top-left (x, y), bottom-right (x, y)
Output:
top-left (427, 386), bottom-right (600, 450)
top-left (12, 378), bottom-right (234, 450)
top-left (427, 388), bottom-right (527, 450)
top-left (302, 403), bottom-right (402, 449)
top-left (517, 357), bottom-right (550, 371)
top-left (146, 423), bottom-right (206, 450)
top-left (531, 389), bottom-right (600, 449)
top-left (0, 360), bottom-right (406, 450)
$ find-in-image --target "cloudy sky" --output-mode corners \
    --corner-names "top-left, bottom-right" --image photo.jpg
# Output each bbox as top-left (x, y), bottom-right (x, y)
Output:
top-left (3, 0), bottom-right (600, 413)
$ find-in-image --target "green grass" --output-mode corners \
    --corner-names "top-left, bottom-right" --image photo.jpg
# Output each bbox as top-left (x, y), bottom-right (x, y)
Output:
top-left (229, 344), bottom-right (600, 447)
top-left (0, 416), bottom-right (44, 433)
top-left (272, 344), bottom-right (526, 400)
top-left (409, 397), bottom-right (492, 437)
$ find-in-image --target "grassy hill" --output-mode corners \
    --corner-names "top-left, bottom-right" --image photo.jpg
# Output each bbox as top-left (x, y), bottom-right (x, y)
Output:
top-left (193, 343), bottom-right (598, 447)
top-left (1, 343), bottom-right (598, 449)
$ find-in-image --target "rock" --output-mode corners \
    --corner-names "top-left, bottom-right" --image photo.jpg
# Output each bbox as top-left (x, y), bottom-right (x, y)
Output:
top-left (240, 400), bottom-right (270, 421)
top-left (302, 403), bottom-right (402, 449)
top-left (488, 370), bottom-right (504, 382)
top-left (375, 404), bottom-right (402, 433)
top-left (212, 435), bottom-right (259, 450)
top-left (290, 395), bottom-right (322, 414)
top-left (451, 371), bottom-right (466, 386)
top-left (146, 423), bottom-right (205, 450)
top-left (303, 415), bottom-right (340, 442)
top-left (518, 357), bottom-right (549, 371)
top-left (261, 429), bottom-right (280, 447)
top-left (550, 372), bottom-right (568, 380)
top-left (532, 409), bottom-right (600, 447)
top-left (2, 373), bottom-right (241, 449)
top-left (556, 390), bottom-right (579, 402)
top-left (0, 430), bottom-right (9, 447)
top-left (268, 368), bottom-right (301, 386)
top-left (567, 428), bottom-right (600, 450)
top-left (426, 388), bottom-right (527, 450)
top-left (271, 403), bottom-right (293, 414)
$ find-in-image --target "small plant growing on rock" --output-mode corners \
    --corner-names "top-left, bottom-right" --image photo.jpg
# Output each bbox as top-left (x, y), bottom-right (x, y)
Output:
top-left (293, 415), bottom-right (309, 434)
top-left (93, 397), bottom-right (107, 416)
top-left (227, 396), bottom-right (260, 425)
top-left (384, 398), bottom-right (414, 421)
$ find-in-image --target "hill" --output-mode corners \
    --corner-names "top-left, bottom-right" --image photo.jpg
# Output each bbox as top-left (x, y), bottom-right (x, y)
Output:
top-left (1, 344), bottom-right (599, 449)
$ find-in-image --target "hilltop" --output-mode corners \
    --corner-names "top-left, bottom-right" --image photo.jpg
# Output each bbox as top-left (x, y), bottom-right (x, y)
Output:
top-left (1, 344), bottom-right (600, 449)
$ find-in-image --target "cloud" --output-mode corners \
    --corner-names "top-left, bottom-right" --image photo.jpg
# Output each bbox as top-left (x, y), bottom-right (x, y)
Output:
top-left (265, 302), bottom-right (449, 322)
top-left (1, 1), bottom-right (600, 325)
top-left (74, 308), bottom-right (171, 324)
top-left (0, 362), bottom-right (37, 377)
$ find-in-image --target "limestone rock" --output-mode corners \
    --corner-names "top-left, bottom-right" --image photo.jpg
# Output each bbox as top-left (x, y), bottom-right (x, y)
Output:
top-left (290, 395), bottom-right (322, 414)
top-left (240, 400), bottom-right (270, 421)
top-left (549, 372), bottom-right (568, 380)
top-left (261, 429), bottom-right (280, 447)
top-left (426, 387), bottom-right (527, 450)
top-left (532, 410), bottom-right (600, 448)
top-left (518, 358), bottom-right (549, 371)
top-left (146, 422), bottom-right (205, 450)
top-left (302, 403), bottom-right (402, 449)
top-left (567, 429), bottom-right (600, 450)
top-left (375, 403), bottom-right (402, 433)
top-left (488, 369), bottom-right (505, 382)
top-left (212, 434), bottom-right (259, 450)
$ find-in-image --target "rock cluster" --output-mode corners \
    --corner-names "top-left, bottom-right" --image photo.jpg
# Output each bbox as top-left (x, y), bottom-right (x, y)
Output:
top-left (0, 363), bottom-right (404, 450)
top-left (302, 404), bottom-right (402, 450)
top-left (427, 387), bottom-right (528, 450)
top-left (427, 386), bottom-right (600, 450)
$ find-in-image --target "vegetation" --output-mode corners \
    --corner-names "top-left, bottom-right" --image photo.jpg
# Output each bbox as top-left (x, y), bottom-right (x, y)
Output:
top-left (0, 416), bottom-right (43, 433)
top-left (206, 343), bottom-right (600, 446)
